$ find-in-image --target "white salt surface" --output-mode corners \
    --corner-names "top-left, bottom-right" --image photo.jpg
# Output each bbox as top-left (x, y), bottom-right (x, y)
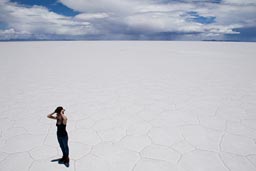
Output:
top-left (0, 41), bottom-right (256, 171)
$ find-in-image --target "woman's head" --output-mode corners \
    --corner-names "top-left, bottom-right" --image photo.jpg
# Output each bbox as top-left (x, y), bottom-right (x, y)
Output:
top-left (55, 106), bottom-right (64, 115)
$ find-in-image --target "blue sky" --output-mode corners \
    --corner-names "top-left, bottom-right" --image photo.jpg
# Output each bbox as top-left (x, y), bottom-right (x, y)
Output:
top-left (9, 0), bottom-right (79, 16)
top-left (0, 0), bottom-right (256, 41)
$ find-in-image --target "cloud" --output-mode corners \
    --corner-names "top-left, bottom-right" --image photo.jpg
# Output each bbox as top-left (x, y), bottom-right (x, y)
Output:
top-left (58, 0), bottom-right (255, 37)
top-left (0, 0), bottom-right (256, 40)
top-left (0, 28), bottom-right (31, 40)
top-left (75, 13), bottom-right (109, 21)
top-left (0, 1), bottom-right (97, 40)
top-left (59, 0), bottom-right (148, 14)
top-left (223, 0), bottom-right (256, 5)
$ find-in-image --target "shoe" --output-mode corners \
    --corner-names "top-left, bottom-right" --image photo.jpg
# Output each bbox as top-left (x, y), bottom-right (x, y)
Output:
top-left (64, 156), bottom-right (70, 167)
top-left (58, 156), bottom-right (65, 164)
top-left (64, 156), bottom-right (69, 163)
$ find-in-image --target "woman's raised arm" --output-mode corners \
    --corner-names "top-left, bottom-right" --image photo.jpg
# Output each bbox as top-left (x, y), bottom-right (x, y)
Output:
top-left (47, 112), bottom-right (57, 120)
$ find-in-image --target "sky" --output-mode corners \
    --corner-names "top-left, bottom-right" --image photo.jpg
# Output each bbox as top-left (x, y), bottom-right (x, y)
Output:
top-left (0, 0), bottom-right (256, 41)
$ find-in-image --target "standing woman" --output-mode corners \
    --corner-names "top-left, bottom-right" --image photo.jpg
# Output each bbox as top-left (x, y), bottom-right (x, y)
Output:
top-left (47, 106), bottom-right (69, 166)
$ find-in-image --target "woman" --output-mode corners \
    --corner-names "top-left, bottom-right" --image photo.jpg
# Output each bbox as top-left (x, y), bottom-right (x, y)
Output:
top-left (47, 106), bottom-right (69, 166)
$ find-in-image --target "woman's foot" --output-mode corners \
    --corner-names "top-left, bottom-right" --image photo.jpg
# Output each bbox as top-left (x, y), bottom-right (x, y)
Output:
top-left (64, 156), bottom-right (70, 167)
top-left (58, 156), bottom-right (65, 164)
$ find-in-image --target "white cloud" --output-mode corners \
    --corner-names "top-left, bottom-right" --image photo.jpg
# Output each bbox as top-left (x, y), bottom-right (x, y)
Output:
top-left (59, 0), bottom-right (144, 14)
top-left (223, 0), bottom-right (256, 5)
top-left (0, 28), bottom-right (30, 40)
top-left (125, 11), bottom-right (197, 33)
top-left (0, 0), bottom-right (256, 40)
top-left (74, 13), bottom-right (109, 21)
top-left (58, 0), bottom-right (256, 36)
top-left (0, 1), bottom-right (97, 39)
top-left (215, 4), bottom-right (256, 27)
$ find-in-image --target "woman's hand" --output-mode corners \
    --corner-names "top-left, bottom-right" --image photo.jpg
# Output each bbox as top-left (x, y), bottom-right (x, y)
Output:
top-left (47, 112), bottom-right (57, 120)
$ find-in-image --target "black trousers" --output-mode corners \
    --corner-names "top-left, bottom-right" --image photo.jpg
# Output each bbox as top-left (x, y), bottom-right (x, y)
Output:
top-left (57, 135), bottom-right (69, 156)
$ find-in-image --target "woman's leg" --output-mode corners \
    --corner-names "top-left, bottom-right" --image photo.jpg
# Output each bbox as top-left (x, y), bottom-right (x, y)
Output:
top-left (61, 135), bottom-right (69, 165)
top-left (57, 136), bottom-right (65, 157)
top-left (57, 135), bottom-right (69, 165)
top-left (62, 135), bottom-right (69, 156)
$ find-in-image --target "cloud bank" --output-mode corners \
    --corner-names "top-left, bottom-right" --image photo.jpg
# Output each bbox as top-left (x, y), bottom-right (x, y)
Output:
top-left (0, 0), bottom-right (256, 40)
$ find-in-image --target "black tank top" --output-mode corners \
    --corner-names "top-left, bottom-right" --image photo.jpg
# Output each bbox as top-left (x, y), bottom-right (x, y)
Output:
top-left (56, 120), bottom-right (67, 137)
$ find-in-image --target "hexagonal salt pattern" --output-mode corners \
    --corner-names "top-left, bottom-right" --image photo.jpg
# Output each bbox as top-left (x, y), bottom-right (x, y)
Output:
top-left (0, 134), bottom-right (45, 153)
top-left (30, 159), bottom-right (75, 171)
top-left (0, 152), bottom-right (33, 171)
top-left (179, 150), bottom-right (228, 171)
top-left (1, 42), bottom-right (256, 171)
top-left (220, 152), bottom-right (256, 171)
top-left (29, 146), bottom-right (58, 160)
top-left (140, 144), bottom-right (181, 163)
top-left (76, 154), bottom-right (111, 171)
top-left (91, 142), bottom-right (140, 171)
top-left (221, 134), bottom-right (256, 155)
top-left (134, 158), bottom-right (181, 171)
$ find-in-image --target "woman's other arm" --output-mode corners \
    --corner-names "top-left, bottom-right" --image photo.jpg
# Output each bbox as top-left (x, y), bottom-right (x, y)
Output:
top-left (61, 114), bottom-right (67, 124)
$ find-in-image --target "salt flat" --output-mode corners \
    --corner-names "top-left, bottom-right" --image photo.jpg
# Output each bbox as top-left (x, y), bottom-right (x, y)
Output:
top-left (0, 41), bottom-right (256, 171)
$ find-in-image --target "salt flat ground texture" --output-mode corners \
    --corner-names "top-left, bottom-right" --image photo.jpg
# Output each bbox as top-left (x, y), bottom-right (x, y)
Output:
top-left (0, 41), bottom-right (256, 171)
